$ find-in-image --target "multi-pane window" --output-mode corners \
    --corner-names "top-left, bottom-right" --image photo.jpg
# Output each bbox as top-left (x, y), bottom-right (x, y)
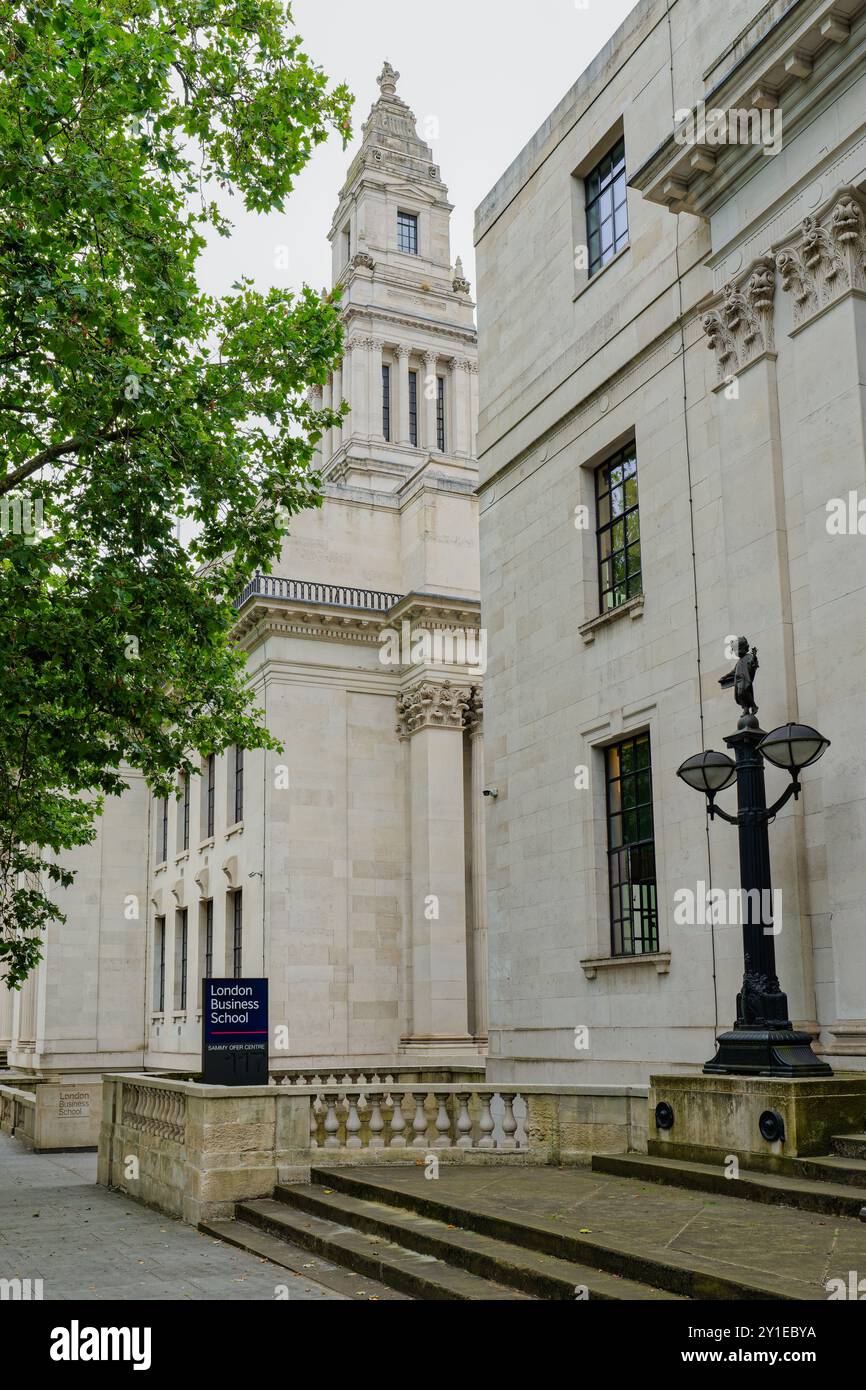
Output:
top-left (596, 443), bottom-right (641, 612)
top-left (157, 798), bottom-right (168, 864)
top-left (233, 745), bottom-right (244, 825)
top-left (231, 891), bottom-right (243, 979)
top-left (204, 900), bottom-right (213, 980)
top-left (198, 900), bottom-right (213, 1008)
top-left (586, 137), bottom-right (628, 277)
top-left (605, 734), bottom-right (658, 957)
top-left (175, 908), bottom-right (188, 1011)
top-left (206, 754), bottom-right (215, 839)
top-left (382, 363), bottom-right (391, 442)
top-left (154, 917), bottom-right (166, 1012)
top-left (436, 377), bottom-right (445, 452)
top-left (180, 771), bottom-right (190, 852)
top-left (344, 224), bottom-right (351, 262)
top-left (397, 211), bottom-right (418, 255)
top-left (408, 371), bottom-right (418, 447)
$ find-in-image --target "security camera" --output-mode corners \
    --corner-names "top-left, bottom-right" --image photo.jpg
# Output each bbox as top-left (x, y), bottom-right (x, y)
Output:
top-left (482, 787), bottom-right (499, 799)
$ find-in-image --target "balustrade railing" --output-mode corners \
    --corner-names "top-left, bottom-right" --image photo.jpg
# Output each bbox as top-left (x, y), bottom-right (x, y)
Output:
top-left (121, 1082), bottom-right (187, 1145)
top-left (301, 1085), bottom-right (526, 1153)
top-left (236, 574), bottom-right (403, 613)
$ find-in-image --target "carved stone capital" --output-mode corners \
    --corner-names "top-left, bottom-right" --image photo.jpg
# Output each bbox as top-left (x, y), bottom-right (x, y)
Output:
top-left (465, 687), bottom-right (483, 735)
top-left (422, 350), bottom-right (439, 369)
top-left (702, 253), bottom-right (776, 384)
top-left (776, 187), bottom-right (866, 329)
top-left (393, 343), bottom-right (411, 359)
top-left (396, 679), bottom-right (473, 738)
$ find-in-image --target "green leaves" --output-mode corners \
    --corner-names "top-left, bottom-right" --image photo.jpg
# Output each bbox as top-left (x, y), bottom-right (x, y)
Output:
top-left (0, 0), bottom-right (353, 984)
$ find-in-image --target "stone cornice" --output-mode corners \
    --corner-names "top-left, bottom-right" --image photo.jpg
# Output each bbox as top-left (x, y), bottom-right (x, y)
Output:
top-left (340, 303), bottom-right (477, 349)
top-left (630, 0), bottom-right (866, 217)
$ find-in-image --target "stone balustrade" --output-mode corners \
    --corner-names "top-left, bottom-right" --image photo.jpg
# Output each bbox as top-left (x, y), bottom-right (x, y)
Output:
top-left (307, 1085), bottom-right (526, 1152)
top-left (0, 1083), bottom-right (36, 1145)
top-left (98, 1073), bottom-right (648, 1225)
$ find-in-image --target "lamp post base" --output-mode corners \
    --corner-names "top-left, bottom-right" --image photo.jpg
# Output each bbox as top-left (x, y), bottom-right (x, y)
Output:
top-left (704, 1026), bottom-right (833, 1077)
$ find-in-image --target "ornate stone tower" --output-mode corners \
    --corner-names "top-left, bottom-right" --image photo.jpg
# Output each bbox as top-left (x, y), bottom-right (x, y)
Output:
top-left (316, 60), bottom-right (479, 488)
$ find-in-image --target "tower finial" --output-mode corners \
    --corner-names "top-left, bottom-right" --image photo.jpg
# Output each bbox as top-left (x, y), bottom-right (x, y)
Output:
top-left (377, 61), bottom-right (399, 98)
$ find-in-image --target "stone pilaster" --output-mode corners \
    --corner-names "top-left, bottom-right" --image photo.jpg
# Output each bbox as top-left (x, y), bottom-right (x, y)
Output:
top-left (396, 680), bottom-right (474, 1046)
top-left (466, 689), bottom-right (488, 1040)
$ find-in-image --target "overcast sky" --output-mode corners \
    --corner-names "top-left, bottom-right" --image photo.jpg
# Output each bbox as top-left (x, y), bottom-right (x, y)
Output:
top-left (198, 0), bottom-right (640, 303)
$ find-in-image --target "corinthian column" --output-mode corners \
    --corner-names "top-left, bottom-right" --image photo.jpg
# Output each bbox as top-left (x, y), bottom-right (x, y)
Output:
top-left (347, 336), bottom-right (368, 439)
top-left (396, 680), bottom-right (474, 1048)
top-left (452, 357), bottom-right (471, 457)
top-left (330, 363), bottom-right (342, 460)
top-left (395, 345), bottom-right (412, 445)
top-left (367, 337), bottom-right (385, 443)
top-left (319, 375), bottom-right (330, 467)
top-left (422, 350), bottom-right (438, 452)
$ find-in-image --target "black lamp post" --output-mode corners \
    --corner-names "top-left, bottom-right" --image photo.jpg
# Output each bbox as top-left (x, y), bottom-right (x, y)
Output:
top-left (677, 638), bottom-right (832, 1077)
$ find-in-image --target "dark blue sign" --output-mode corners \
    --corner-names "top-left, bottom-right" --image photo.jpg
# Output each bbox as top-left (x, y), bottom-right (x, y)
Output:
top-left (202, 978), bottom-right (269, 1086)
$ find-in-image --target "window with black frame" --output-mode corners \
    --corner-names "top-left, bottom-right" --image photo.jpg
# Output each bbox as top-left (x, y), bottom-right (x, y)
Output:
top-left (157, 798), bottom-right (168, 864)
top-left (176, 908), bottom-right (188, 1010)
top-left (180, 771), bottom-right (190, 852)
top-left (233, 745), bottom-right (244, 825)
top-left (206, 753), bottom-right (215, 839)
top-left (231, 890), bottom-right (243, 978)
top-left (382, 363), bottom-right (391, 441)
top-left (596, 442), bottom-right (641, 612)
top-left (436, 376), bottom-right (445, 451)
top-left (154, 916), bottom-right (166, 1011)
top-left (408, 370), bottom-right (418, 446)
top-left (397, 210), bottom-right (418, 254)
top-left (585, 136), bottom-right (628, 277)
top-left (605, 733), bottom-right (658, 956)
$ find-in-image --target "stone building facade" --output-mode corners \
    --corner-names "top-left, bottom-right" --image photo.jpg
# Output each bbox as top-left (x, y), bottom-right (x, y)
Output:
top-left (475, 0), bottom-right (866, 1083)
top-left (1, 64), bottom-right (487, 1076)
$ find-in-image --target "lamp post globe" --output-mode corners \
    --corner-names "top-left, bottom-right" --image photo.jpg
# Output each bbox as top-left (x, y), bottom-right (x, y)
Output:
top-left (758, 723), bottom-right (831, 774)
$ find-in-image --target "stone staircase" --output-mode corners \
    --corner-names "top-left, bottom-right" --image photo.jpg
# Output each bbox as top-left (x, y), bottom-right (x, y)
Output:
top-left (594, 1130), bottom-right (866, 1220)
top-left (202, 1167), bottom-right (686, 1301)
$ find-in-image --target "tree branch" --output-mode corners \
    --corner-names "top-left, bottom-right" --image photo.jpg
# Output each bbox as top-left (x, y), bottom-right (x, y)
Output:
top-left (0, 429), bottom-right (141, 495)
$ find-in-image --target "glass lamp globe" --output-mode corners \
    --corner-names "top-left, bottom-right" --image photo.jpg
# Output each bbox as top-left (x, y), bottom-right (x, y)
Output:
top-left (758, 723), bottom-right (830, 772)
top-left (676, 750), bottom-right (737, 795)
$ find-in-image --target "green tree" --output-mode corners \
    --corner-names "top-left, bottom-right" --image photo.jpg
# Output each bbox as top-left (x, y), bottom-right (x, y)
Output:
top-left (0, 0), bottom-right (352, 985)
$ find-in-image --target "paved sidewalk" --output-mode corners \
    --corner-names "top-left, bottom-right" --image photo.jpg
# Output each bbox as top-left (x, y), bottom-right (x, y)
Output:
top-left (0, 1132), bottom-right (349, 1301)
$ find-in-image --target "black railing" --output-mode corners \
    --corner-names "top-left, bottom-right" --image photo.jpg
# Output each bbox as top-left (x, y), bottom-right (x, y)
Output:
top-left (236, 573), bottom-right (403, 613)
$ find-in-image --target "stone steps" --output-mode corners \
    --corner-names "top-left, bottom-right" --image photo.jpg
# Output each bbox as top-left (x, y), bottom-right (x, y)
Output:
top-left (199, 1215), bottom-right (410, 1300)
top-left (301, 1166), bottom-right (815, 1299)
top-left (226, 1197), bottom-right (533, 1301)
top-left (593, 1151), bottom-right (866, 1219)
top-left (270, 1182), bottom-right (683, 1301)
top-left (832, 1133), bottom-right (866, 1161)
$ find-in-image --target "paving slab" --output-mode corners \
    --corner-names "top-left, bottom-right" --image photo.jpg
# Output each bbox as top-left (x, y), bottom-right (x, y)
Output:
top-left (311, 1163), bottom-right (866, 1300)
top-left (0, 1132), bottom-right (352, 1301)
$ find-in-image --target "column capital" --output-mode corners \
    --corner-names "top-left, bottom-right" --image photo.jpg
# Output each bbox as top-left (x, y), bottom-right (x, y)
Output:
top-left (396, 679), bottom-right (473, 738)
top-left (393, 343), bottom-right (412, 359)
top-left (422, 349), bottom-right (439, 368)
top-left (465, 687), bottom-right (483, 736)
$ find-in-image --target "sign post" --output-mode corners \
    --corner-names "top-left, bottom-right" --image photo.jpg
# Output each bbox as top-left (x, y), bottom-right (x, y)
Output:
top-left (202, 978), bottom-right (269, 1086)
